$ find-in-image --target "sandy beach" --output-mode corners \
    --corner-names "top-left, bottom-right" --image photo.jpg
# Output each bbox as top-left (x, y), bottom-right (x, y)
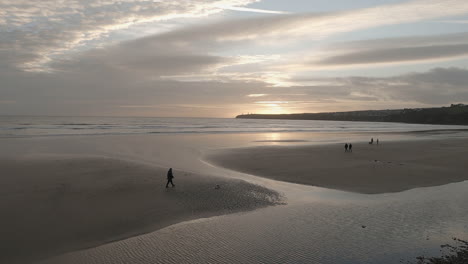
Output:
top-left (0, 156), bottom-right (282, 263)
top-left (205, 139), bottom-right (468, 194)
top-left (1, 131), bottom-right (468, 264)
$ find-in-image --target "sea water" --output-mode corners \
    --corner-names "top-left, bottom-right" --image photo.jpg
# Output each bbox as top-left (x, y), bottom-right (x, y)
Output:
top-left (1, 116), bottom-right (467, 138)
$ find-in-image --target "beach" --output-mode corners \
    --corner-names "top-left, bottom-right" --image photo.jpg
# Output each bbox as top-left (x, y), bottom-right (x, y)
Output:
top-left (0, 156), bottom-right (282, 263)
top-left (205, 139), bottom-right (468, 194)
top-left (0, 120), bottom-right (468, 263)
top-left (4, 0), bottom-right (468, 262)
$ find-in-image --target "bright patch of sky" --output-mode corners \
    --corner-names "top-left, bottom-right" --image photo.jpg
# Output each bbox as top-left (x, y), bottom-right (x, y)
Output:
top-left (250, 0), bottom-right (410, 13)
top-left (331, 15), bottom-right (468, 42)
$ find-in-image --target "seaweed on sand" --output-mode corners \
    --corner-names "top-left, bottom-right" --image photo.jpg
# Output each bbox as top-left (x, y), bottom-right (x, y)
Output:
top-left (405, 238), bottom-right (468, 264)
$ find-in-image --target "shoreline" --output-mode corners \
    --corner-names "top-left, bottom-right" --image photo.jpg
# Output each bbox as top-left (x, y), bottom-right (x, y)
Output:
top-left (204, 138), bottom-right (468, 194)
top-left (0, 157), bottom-right (283, 263)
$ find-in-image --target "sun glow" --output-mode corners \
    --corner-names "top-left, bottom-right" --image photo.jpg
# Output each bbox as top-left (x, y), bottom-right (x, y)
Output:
top-left (254, 101), bottom-right (290, 114)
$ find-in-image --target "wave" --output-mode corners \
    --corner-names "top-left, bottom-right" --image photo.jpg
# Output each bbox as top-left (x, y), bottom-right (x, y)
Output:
top-left (54, 123), bottom-right (116, 126)
top-left (2, 116), bottom-right (468, 138)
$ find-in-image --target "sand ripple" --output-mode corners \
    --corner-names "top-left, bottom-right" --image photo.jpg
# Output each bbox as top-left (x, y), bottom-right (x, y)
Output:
top-left (41, 182), bottom-right (468, 264)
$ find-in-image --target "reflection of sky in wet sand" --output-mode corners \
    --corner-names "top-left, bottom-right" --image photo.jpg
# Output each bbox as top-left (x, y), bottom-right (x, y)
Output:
top-left (4, 131), bottom-right (467, 264)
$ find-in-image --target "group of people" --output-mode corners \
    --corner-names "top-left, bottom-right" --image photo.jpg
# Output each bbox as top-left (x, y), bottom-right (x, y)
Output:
top-left (344, 143), bottom-right (353, 152)
top-left (345, 137), bottom-right (381, 152)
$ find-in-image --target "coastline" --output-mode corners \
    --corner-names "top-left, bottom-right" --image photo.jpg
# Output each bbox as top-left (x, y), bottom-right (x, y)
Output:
top-left (205, 138), bottom-right (468, 194)
top-left (0, 157), bottom-right (282, 263)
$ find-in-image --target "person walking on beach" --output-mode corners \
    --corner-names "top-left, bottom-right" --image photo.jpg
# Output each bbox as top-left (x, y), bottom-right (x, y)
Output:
top-left (377, 139), bottom-right (379, 145)
top-left (344, 143), bottom-right (348, 152)
top-left (349, 143), bottom-right (353, 152)
top-left (166, 168), bottom-right (175, 188)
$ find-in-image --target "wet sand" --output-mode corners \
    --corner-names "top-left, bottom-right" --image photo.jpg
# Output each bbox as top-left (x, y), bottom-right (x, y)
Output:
top-left (205, 139), bottom-right (468, 194)
top-left (0, 157), bottom-right (282, 263)
top-left (2, 134), bottom-right (468, 264)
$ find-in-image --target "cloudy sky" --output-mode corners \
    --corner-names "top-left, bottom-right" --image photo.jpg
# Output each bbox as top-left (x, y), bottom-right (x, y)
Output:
top-left (1, 0), bottom-right (468, 117)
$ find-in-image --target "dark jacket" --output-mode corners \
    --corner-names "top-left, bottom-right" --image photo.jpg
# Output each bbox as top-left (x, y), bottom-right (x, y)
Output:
top-left (167, 169), bottom-right (174, 179)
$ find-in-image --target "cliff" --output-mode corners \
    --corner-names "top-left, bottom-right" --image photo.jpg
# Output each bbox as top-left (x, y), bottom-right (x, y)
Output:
top-left (236, 104), bottom-right (468, 125)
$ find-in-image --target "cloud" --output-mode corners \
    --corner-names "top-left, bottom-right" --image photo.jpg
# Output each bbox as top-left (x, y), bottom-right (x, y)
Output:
top-left (292, 67), bottom-right (468, 105)
top-left (2, 1), bottom-right (468, 117)
top-left (272, 32), bottom-right (468, 74)
top-left (317, 43), bottom-right (468, 66)
top-left (0, 0), bottom-right (258, 71)
top-left (3, 0), bottom-right (468, 73)
top-left (1, 64), bottom-right (467, 116)
top-left (142, 0), bottom-right (468, 47)
top-left (326, 31), bottom-right (468, 52)
top-left (59, 0), bottom-right (468, 85)
top-left (229, 67), bottom-right (468, 113)
top-left (0, 62), bottom-right (269, 117)
top-left (51, 30), bottom-right (468, 90)
top-left (439, 20), bottom-right (468, 24)
top-left (53, 45), bottom-right (231, 77)
top-left (218, 5), bottom-right (289, 14)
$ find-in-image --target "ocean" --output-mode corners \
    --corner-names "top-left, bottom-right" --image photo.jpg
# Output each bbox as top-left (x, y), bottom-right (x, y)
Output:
top-left (1, 116), bottom-right (467, 138)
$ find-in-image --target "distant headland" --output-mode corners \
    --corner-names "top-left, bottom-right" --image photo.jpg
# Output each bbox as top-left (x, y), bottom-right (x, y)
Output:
top-left (236, 104), bottom-right (468, 125)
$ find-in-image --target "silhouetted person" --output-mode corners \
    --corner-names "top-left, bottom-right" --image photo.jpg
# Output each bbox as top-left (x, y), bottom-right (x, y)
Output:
top-left (349, 143), bottom-right (353, 152)
top-left (369, 138), bottom-right (374, 144)
top-left (344, 143), bottom-right (348, 152)
top-left (377, 139), bottom-right (379, 145)
top-left (166, 168), bottom-right (175, 188)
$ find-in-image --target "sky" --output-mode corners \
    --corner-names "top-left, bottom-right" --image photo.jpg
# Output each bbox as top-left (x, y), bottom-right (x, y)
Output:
top-left (1, 0), bottom-right (468, 117)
